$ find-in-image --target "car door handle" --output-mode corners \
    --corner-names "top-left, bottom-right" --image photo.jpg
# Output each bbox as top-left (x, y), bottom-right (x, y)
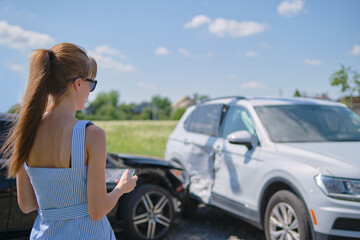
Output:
top-left (184, 139), bottom-right (190, 145)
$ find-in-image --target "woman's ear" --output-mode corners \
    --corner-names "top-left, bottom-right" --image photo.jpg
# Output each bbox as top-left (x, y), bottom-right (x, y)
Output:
top-left (73, 78), bottom-right (82, 92)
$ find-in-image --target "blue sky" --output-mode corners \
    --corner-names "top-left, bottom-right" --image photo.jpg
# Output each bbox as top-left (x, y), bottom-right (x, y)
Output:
top-left (0, 0), bottom-right (359, 112)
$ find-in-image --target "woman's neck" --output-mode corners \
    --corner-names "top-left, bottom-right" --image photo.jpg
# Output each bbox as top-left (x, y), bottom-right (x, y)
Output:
top-left (45, 95), bottom-right (77, 118)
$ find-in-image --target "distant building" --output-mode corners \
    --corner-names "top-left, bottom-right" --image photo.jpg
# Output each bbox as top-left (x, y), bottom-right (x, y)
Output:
top-left (132, 102), bottom-right (153, 114)
top-left (315, 94), bottom-right (331, 101)
top-left (338, 96), bottom-right (360, 114)
top-left (172, 97), bottom-right (195, 109)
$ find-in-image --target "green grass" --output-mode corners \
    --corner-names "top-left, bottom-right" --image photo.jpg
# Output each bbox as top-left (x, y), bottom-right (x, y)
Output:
top-left (94, 120), bottom-right (178, 158)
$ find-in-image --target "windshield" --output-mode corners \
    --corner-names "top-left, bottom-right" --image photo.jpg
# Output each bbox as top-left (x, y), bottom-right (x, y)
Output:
top-left (254, 104), bottom-right (360, 142)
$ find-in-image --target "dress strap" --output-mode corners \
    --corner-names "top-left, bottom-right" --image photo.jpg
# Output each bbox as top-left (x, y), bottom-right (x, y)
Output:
top-left (70, 120), bottom-right (93, 168)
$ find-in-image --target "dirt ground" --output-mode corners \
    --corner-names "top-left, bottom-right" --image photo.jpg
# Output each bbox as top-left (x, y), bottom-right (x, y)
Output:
top-left (115, 205), bottom-right (265, 240)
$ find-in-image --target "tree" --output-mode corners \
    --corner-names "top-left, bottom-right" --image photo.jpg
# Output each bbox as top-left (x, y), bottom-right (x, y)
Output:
top-left (7, 104), bottom-right (20, 114)
top-left (330, 64), bottom-right (360, 108)
top-left (86, 90), bottom-right (122, 120)
top-left (118, 103), bottom-right (136, 120)
top-left (294, 89), bottom-right (301, 97)
top-left (151, 95), bottom-right (172, 120)
top-left (191, 93), bottom-right (210, 104)
top-left (88, 90), bottom-right (120, 111)
top-left (171, 107), bottom-right (187, 120)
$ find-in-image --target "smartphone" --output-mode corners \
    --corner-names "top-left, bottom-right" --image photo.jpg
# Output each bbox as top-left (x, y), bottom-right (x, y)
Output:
top-left (105, 168), bottom-right (135, 183)
top-left (128, 169), bottom-right (135, 177)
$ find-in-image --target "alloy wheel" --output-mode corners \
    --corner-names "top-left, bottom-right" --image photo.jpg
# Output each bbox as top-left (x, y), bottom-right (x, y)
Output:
top-left (269, 202), bottom-right (300, 240)
top-left (132, 191), bottom-right (172, 239)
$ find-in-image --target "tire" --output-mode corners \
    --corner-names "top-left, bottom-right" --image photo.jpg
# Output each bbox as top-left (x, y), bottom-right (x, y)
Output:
top-left (120, 184), bottom-right (174, 240)
top-left (264, 190), bottom-right (311, 240)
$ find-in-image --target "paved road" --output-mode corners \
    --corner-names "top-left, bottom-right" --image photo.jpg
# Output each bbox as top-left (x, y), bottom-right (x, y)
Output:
top-left (116, 206), bottom-right (265, 240)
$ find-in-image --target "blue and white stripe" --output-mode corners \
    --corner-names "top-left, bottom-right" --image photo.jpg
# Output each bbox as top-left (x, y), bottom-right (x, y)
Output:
top-left (24, 120), bottom-right (116, 239)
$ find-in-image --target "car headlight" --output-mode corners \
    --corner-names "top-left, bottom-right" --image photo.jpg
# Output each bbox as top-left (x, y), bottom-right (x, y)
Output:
top-left (170, 169), bottom-right (188, 183)
top-left (315, 174), bottom-right (360, 202)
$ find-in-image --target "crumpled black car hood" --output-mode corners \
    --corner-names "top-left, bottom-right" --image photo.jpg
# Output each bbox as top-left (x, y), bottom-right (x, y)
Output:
top-left (107, 153), bottom-right (182, 170)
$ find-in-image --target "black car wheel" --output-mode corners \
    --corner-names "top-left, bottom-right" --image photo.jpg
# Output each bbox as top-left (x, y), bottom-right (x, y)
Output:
top-left (121, 184), bottom-right (174, 240)
top-left (264, 190), bottom-right (311, 240)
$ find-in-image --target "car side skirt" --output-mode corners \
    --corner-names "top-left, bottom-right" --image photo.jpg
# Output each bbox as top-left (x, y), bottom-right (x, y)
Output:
top-left (210, 192), bottom-right (262, 229)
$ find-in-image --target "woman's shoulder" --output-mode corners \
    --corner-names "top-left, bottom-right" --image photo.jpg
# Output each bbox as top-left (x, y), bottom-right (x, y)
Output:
top-left (85, 123), bottom-right (106, 143)
top-left (84, 123), bottom-right (106, 164)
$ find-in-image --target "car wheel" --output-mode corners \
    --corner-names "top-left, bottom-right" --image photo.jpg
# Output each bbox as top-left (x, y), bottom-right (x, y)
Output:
top-left (121, 184), bottom-right (174, 240)
top-left (264, 190), bottom-right (311, 240)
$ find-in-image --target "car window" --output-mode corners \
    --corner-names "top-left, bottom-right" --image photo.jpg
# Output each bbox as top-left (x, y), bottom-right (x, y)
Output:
top-left (255, 105), bottom-right (360, 142)
top-left (222, 107), bottom-right (255, 138)
top-left (185, 104), bottom-right (223, 136)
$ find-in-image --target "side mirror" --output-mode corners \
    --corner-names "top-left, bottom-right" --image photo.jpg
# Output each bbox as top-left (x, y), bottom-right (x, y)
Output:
top-left (227, 130), bottom-right (254, 150)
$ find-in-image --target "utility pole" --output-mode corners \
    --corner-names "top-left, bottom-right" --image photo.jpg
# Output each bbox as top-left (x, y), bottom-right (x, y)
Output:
top-left (152, 103), bottom-right (157, 120)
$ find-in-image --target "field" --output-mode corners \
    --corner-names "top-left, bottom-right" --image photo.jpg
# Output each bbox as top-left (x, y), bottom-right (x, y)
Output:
top-left (94, 120), bottom-right (178, 158)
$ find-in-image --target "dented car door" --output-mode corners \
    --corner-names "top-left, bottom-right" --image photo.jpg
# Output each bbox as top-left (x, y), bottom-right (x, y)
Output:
top-left (211, 106), bottom-right (261, 220)
top-left (184, 104), bottom-right (223, 203)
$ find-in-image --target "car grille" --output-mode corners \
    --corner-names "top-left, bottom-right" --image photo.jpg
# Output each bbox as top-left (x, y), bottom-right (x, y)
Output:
top-left (329, 237), bottom-right (360, 240)
top-left (332, 218), bottom-right (360, 232)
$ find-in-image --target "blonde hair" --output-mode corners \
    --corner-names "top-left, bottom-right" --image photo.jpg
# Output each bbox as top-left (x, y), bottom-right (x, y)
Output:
top-left (1, 43), bottom-right (97, 178)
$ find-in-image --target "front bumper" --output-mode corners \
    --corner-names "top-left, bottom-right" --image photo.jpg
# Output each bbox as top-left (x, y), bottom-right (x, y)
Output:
top-left (312, 196), bottom-right (360, 239)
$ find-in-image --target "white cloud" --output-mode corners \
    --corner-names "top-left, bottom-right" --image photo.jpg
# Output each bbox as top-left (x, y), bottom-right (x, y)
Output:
top-left (304, 59), bottom-right (322, 66)
top-left (9, 63), bottom-right (24, 73)
top-left (0, 20), bottom-right (54, 49)
top-left (278, 0), bottom-right (304, 17)
top-left (245, 51), bottom-right (258, 57)
top-left (89, 50), bottom-right (135, 73)
top-left (349, 45), bottom-right (360, 56)
top-left (261, 43), bottom-right (270, 48)
top-left (228, 74), bottom-right (237, 79)
top-left (208, 19), bottom-right (270, 37)
top-left (137, 81), bottom-right (157, 90)
top-left (178, 48), bottom-right (212, 59)
top-left (206, 52), bottom-right (213, 58)
top-left (178, 48), bottom-right (201, 59)
top-left (184, 15), bottom-right (211, 28)
top-left (178, 48), bottom-right (190, 56)
top-left (94, 45), bottom-right (126, 58)
top-left (178, 48), bottom-right (193, 58)
top-left (241, 81), bottom-right (267, 89)
top-left (154, 46), bottom-right (169, 56)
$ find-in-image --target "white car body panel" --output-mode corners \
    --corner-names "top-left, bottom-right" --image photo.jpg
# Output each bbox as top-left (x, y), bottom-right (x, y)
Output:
top-left (165, 97), bottom-right (360, 239)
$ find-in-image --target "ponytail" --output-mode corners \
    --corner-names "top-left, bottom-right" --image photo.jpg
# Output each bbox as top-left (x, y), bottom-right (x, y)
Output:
top-left (1, 43), bottom-right (96, 178)
top-left (2, 49), bottom-right (53, 178)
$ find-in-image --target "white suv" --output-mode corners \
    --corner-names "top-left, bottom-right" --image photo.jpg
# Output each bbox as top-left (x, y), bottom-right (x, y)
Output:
top-left (165, 96), bottom-right (360, 240)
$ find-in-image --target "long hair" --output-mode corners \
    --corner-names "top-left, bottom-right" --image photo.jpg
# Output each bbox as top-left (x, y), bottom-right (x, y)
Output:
top-left (1, 43), bottom-right (97, 178)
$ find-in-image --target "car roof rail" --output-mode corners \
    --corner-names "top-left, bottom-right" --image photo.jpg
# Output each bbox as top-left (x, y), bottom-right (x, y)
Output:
top-left (201, 96), bottom-right (246, 103)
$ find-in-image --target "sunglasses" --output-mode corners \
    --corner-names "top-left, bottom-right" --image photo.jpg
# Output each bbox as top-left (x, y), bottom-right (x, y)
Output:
top-left (67, 77), bottom-right (97, 92)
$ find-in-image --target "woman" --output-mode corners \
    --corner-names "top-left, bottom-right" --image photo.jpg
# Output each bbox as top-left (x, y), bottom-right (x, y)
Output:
top-left (2, 43), bottom-right (138, 239)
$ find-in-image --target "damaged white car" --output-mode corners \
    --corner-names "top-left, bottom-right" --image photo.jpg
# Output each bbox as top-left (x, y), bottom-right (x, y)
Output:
top-left (165, 96), bottom-right (360, 240)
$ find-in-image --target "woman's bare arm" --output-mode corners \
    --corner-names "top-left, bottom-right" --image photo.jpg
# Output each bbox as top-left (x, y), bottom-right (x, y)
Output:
top-left (16, 166), bottom-right (39, 213)
top-left (86, 125), bottom-right (137, 221)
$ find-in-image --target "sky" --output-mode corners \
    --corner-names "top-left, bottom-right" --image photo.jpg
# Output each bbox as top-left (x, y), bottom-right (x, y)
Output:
top-left (0, 0), bottom-right (359, 112)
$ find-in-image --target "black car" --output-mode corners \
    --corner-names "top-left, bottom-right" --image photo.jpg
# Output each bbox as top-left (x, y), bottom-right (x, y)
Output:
top-left (0, 114), bottom-right (187, 240)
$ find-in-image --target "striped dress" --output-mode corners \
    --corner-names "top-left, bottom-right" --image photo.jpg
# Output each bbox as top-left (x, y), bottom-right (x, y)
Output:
top-left (24, 120), bottom-right (116, 239)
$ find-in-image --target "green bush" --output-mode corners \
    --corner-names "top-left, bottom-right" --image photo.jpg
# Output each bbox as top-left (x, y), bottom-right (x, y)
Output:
top-left (171, 107), bottom-right (187, 120)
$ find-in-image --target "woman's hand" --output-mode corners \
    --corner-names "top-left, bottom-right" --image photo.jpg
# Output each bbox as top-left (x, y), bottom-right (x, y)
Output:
top-left (115, 169), bottom-right (138, 194)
